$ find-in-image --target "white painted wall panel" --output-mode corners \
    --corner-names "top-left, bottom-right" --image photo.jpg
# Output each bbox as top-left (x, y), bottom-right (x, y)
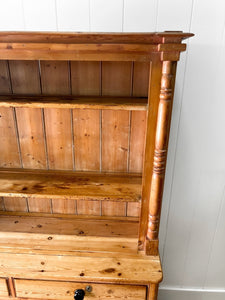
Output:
top-left (23, 0), bottom-right (57, 31)
top-left (90, 0), bottom-right (123, 32)
top-left (156, 0), bottom-right (194, 261)
top-left (0, 0), bottom-right (24, 30)
top-left (123, 0), bottom-right (157, 32)
top-left (156, 0), bottom-right (193, 31)
top-left (161, 0), bottom-right (225, 289)
top-left (56, 0), bottom-right (89, 31)
top-left (159, 288), bottom-right (225, 300)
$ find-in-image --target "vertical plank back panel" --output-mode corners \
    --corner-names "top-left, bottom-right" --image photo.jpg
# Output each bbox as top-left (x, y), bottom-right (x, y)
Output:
top-left (9, 61), bottom-right (41, 94)
top-left (44, 108), bottom-right (73, 170)
top-left (40, 61), bottom-right (70, 95)
top-left (0, 62), bottom-right (20, 169)
top-left (102, 201), bottom-right (126, 217)
top-left (101, 61), bottom-right (132, 173)
top-left (9, 60), bottom-right (48, 212)
top-left (101, 61), bottom-right (132, 215)
top-left (41, 60), bottom-right (73, 170)
top-left (16, 108), bottom-right (47, 169)
top-left (0, 197), bottom-right (5, 211)
top-left (132, 62), bottom-right (150, 97)
top-left (4, 197), bottom-right (28, 212)
top-left (129, 111), bottom-right (147, 173)
top-left (0, 61), bottom-right (11, 94)
top-left (71, 61), bottom-right (101, 96)
top-left (9, 61), bottom-right (47, 170)
top-left (127, 202), bottom-right (141, 217)
top-left (102, 110), bottom-right (129, 172)
top-left (73, 109), bottom-right (100, 171)
top-left (52, 199), bottom-right (76, 214)
top-left (102, 62), bottom-right (132, 96)
top-left (28, 198), bottom-right (52, 213)
top-left (77, 200), bottom-right (101, 216)
top-left (0, 107), bottom-right (21, 168)
top-left (40, 61), bottom-right (73, 213)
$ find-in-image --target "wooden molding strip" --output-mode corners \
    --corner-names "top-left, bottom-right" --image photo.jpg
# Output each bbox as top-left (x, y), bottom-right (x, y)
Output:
top-left (0, 169), bottom-right (142, 202)
top-left (0, 95), bottom-right (148, 111)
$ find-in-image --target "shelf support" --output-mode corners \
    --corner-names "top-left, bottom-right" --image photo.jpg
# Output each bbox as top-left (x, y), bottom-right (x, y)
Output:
top-left (144, 60), bottom-right (177, 255)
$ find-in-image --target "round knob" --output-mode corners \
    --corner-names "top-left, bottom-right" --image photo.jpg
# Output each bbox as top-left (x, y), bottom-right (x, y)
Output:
top-left (74, 289), bottom-right (85, 300)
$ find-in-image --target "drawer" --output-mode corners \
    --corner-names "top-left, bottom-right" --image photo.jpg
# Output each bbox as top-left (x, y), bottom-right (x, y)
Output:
top-left (15, 279), bottom-right (146, 300)
top-left (0, 278), bottom-right (9, 297)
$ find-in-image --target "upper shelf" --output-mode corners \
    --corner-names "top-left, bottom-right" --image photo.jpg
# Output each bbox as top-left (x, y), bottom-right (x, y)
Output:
top-left (0, 95), bottom-right (148, 111)
top-left (0, 169), bottom-right (142, 202)
top-left (0, 31), bottom-right (194, 61)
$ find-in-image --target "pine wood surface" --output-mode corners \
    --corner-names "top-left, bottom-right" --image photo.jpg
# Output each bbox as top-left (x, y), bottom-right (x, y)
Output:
top-left (0, 278), bottom-right (8, 297)
top-left (0, 32), bottom-right (192, 61)
top-left (14, 280), bottom-right (146, 300)
top-left (0, 107), bottom-right (21, 168)
top-left (0, 32), bottom-right (194, 299)
top-left (0, 213), bottom-right (139, 238)
top-left (0, 231), bottom-right (138, 255)
top-left (0, 168), bottom-right (142, 201)
top-left (0, 95), bottom-right (148, 110)
top-left (0, 251), bottom-right (162, 284)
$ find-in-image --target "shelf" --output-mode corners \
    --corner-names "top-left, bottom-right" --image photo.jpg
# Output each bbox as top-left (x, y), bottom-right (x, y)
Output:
top-left (0, 213), bottom-right (162, 284)
top-left (0, 169), bottom-right (142, 202)
top-left (0, 214), bottom-right (138, 255)
top-left (0, 250), bottom-right (162, 285)
top-left (0, 95), bottom-right (148, 111)
top-left (0, 213), bottom-right (139, 238)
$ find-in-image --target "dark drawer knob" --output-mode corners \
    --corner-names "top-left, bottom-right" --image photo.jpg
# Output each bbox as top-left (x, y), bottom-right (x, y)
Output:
top-left (74, 289), bottom-right (85, 300)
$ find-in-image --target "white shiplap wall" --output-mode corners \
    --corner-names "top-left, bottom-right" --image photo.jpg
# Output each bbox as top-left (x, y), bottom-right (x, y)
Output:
top-left (0, 0), bottom-right (225, 299)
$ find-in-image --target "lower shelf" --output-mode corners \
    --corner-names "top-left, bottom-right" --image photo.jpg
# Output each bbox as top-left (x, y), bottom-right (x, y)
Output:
top-left (0, 168), bottom-right (142, 202)
top-left (0, 214), bottom-right (162, 285)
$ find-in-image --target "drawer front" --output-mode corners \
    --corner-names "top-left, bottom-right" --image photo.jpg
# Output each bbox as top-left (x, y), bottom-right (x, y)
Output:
top-left (0, 278), bottom-right (8, 297)
top-left (15, 279), bottom-right (146, 300)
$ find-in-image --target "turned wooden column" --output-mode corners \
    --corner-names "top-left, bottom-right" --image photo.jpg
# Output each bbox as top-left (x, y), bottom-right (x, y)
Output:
top-left (145, 60), bottom-right (176, 254)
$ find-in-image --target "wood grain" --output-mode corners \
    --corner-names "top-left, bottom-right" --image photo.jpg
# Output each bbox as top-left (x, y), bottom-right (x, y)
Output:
top-left (0, 60), bottom-right (11, 94)
top-left (16, 108), bottom-right (47, 169)
top-left (0, 95), bottom-right (147, 110)
top-left (138, 56), bottom-right (162, 250)
top-left (133, 62), bottom-right (150, 97)
top-left (0, 169), bottom-right (142, 202)
top-left (0, 198), bottom-right (4, 211)
top-left (102, 201), bottom-right (126, 217)
top-left (44, 108), bottom-right (73, 170)
top-left (0, 214), bottom-right (139, 238)
top-left (71, 61), bottom-right (100, 95)
top-left (0, 252), bottom-right (162, 284)
top-left (27, 198), bottom-right (51, 213)
top-left (73, 109), bottom-right (100, 171)
top-left (129, 111), bottom-right (147, 173)
top-left (52, 198), bottom-right (76, 214)
top-left (77, 200), bottom-right (100, 216)
top-left (102, 110), bottom-right (129, 172)
top-left (146, 61), bottom-right (176, 253)
top-left (0, 31), bottom-right (193, 43)
top-left (0, 278), bottom-right (8, 297)
top-left (4, 197), bottom-right (27, 212)
top-left (0, 107), bottom-right (21, 168)
top-left (9, 60), bottom-right (40, 94)
top-left (15, 279), bottom-right (146, 300)
top-left (127, 202), bottom-right (141, 217)
top-left (0, 232), bottom-right (138, 255)
top-left (40, 61), bottom-right (70, 95)
top-left (102, 62), bottom-right (132, 97)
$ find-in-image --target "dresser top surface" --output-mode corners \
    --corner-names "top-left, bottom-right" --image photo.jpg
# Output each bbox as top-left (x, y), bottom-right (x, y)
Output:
top-left (0, 31), bottom-right (194, 44)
